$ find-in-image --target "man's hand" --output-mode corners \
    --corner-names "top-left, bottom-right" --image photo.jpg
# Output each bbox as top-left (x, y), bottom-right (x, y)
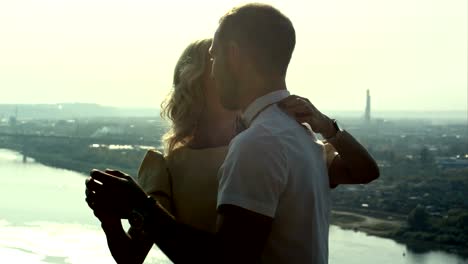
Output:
top-left (278, 95), bottom-right (336, 139)
top-left (85, 169), bottom-right (148, 219)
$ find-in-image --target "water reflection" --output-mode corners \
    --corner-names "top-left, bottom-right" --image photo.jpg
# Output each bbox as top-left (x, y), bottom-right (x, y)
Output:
top-left (329, 225), bottom-right (466, 264)
top-left (0, 149), bottom-right (466, 264)
top-left (89, 144), bottom-right (154, 150)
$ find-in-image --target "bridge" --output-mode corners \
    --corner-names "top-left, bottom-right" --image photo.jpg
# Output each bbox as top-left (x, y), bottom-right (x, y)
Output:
top-left (0, 132), bottom-right (161, 163)
top-left (0, 132), bottom-right (160, 146)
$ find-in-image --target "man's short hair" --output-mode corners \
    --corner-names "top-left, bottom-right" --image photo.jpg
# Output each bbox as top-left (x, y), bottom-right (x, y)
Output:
top-left (218, 3), bottom-right (296, 76)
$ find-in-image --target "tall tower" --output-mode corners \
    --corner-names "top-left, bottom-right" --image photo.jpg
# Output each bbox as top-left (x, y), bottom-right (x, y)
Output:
top-left (9, 105), bottom-right (18, 128)
top-left (365, 89), bottom-right (371, 123)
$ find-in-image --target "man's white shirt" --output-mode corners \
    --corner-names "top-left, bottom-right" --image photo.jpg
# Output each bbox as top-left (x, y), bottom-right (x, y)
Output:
top-left (217, 90), bottom-right (331, 264)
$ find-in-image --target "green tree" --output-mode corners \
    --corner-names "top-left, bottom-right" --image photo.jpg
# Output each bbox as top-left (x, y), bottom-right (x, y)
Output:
top-left (408, 206), bottom-right (429, 230)
top-left (420, 147), bottom-right (434, 165)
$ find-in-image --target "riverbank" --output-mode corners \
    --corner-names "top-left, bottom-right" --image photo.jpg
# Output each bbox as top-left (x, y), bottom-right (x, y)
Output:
top-left (0, 142), bottom-right (143, 176)
top-left (2, 146), bottom-right (467, 259)
top-left (331, 210), bottom-right (403, 237)
top-left (331, 210), bottom-right (468, 258)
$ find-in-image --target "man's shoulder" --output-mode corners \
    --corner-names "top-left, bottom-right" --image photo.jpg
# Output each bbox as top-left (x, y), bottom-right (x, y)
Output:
top-left (256, 105), bottom-right (305, 133)
top-left (230, 104), bottom-right (309, 154)
top-left (252, 106), bottom-right (309, 141)
top-left (232, 124), bottom-right (284, 150)
top-left (224, 132), bottom-right (287, 172)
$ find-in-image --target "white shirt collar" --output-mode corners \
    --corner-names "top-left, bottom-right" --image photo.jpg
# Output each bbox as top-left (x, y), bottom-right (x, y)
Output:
top-left (242, 89), bottom-right (290, 127)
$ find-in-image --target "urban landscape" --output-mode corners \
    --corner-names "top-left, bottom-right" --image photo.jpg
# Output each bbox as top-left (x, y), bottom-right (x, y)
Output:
top-left (0, 94), bottom-right (467, 258)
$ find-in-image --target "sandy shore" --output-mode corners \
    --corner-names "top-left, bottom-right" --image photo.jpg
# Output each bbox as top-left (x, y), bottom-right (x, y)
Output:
top-left (331, 210), bottom-right (404, 237)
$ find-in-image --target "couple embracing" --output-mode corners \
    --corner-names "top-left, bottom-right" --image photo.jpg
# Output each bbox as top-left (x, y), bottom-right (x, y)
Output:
top-left (85, 3), bottom-right (379, 264)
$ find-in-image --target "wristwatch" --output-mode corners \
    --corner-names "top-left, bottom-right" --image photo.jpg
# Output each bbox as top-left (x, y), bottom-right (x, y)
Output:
top-left (129, 209), bottom-right (145, 230)
top-left (128, 196), bottom-right (156, 230)
top-left (325, 119), bottom-right (343, 140)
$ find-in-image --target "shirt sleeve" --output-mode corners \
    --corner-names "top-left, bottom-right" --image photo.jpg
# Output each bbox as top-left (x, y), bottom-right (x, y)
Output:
top-left (217, 135), bottom-right (288, 218)
top-left (137, 150), bottom-right (172, 212)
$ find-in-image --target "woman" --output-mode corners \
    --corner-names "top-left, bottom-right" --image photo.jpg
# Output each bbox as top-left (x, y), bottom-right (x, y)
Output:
top-left (96, 38), bottom-right (379, 263)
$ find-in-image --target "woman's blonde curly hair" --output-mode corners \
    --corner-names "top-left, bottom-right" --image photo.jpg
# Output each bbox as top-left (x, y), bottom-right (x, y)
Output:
top-left (160, 38), bottom-right (212, 155)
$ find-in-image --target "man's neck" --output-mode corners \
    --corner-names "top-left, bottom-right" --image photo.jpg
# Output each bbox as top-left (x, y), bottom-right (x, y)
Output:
top-left (239, 77), bottom-right (287, 114)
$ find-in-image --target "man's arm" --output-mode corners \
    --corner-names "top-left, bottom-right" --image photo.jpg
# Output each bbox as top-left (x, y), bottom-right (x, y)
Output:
top-left (85, 170), bottom-right (273, 264)
top-left (149, 203), bottom-right (272, 264)
top-left (216, 204), bottom-right (273, 263)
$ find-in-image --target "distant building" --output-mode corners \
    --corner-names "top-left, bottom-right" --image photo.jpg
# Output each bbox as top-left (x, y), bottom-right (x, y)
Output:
top-left (8, 116), bottom-right (17, 127)
top-left (436, 156), bottom-right (468, 170)
top-left (364, 89), bottom-right (371, 123)
top-left (9, 106), bottom-right (18, 127)
top-left (91, 126), bottom-right (125, 137)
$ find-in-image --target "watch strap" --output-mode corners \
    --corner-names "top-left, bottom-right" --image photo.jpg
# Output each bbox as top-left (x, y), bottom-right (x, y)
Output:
top-left (325, 119), bottom-right (340, 140)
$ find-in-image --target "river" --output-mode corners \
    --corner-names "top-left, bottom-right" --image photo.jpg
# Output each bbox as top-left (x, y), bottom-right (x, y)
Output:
top-left (0, 149), bottom-right (466, 264)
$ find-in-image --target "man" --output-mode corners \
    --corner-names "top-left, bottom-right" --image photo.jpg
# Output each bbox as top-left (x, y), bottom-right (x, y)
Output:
top-left (85, 3), bottom-right (378, 264)
top-left (209, 3), bottom-right (329, 263)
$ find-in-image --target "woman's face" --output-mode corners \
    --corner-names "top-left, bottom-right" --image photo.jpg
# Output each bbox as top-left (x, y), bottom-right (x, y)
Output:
top-left (202, 58), bottom-right (216, 94)
top-left (201, 55), bottom-right (239, 117)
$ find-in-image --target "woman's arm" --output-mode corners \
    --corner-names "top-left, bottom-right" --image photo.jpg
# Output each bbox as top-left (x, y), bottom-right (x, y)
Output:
top-left (97, 191), bottom-right (173, 263)
top-left (278, 95), bottom-right (379, 187)
top-left (94, 212), bottom-right (153, 264)
top-left (86, 171), bottom-right (273, 264)
top-left (96, 150), bottom-right (173, 263)
top-left (324, 130), bottom-right (379, 186)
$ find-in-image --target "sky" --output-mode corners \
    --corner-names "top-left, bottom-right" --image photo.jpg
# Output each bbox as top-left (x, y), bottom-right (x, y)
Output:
top-left (0, 0), bottom-right (466, 111)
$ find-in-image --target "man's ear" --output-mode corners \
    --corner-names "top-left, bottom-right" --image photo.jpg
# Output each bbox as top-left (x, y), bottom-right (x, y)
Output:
top-left (226, 40), bottom-right (241, 76)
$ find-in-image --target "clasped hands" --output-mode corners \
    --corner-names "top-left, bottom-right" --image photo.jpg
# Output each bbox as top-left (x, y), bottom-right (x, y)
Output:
top-left (85, 169), bottom-right (149, 221)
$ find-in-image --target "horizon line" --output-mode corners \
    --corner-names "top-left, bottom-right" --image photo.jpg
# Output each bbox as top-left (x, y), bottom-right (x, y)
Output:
top-left (0, 102), bottom-right (466, 113)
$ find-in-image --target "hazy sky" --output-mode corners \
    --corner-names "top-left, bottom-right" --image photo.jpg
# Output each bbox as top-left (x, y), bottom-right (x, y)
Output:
top-left (0, 0), bottom-right (466, 111)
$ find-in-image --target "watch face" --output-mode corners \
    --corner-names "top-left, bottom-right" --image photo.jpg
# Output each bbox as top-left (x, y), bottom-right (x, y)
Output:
top-left (129, 210), bottom-right (145, 229)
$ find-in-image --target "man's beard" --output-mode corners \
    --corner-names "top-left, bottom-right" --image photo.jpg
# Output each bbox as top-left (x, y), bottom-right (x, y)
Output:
top-left (219, 77), bottom-right (241, 110)
top-left (218, 65), bottom-right (242, 111)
